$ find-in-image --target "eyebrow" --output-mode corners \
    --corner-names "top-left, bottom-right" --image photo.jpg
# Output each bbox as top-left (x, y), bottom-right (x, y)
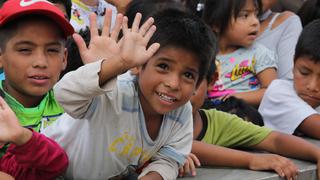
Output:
top-left (158, 57), bottom-right (199, 74)
top-left (14, 41), bottom-right (63, 47)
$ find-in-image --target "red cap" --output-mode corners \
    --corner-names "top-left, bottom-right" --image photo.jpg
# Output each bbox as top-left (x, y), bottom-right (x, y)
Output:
top-left (0, 0), bottom-right (74, 38)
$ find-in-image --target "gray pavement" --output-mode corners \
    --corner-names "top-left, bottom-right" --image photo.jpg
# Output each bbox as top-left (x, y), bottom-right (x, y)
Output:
top-left (182, 137), bottom-right (320, 180)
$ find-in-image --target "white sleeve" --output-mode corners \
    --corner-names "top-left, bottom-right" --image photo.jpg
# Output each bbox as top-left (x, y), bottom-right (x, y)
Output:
top-left (139, 103), bottom-right (193, 180)
top-left (259, 80), bottom-right (318, 134)
top-left (54, 60), bottom-right (117, 119)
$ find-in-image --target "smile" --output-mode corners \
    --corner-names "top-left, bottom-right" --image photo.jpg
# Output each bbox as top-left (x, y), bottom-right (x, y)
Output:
top-left (156, 92), bottom-right (177, 103)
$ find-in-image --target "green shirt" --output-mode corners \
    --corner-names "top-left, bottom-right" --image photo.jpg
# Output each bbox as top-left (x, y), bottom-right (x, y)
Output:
top-left (201, 109), bottom-right (272, 148)
top-left (0, 81), bottom-right (64, 157)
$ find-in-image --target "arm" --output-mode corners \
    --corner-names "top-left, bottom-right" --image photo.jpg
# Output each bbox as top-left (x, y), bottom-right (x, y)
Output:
top-left (192, 141), bottom-right (298, 179)
top-left (0, 97), bottom-right (68, 179)
top-left (254, 131), bottom-right (320, 178)
top-left (297, 114), bottom-right (320, 139)
top-left (231, 67), bottom-right (277, 106)
top-left (55, 10), bottom-right (159, 117)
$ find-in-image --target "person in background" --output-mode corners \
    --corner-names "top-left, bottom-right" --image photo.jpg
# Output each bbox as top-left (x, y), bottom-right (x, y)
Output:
top-left (256, 0), bottom-right (302, 79)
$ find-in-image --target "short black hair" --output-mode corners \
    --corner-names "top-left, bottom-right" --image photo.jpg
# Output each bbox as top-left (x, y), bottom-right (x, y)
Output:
top-left (48, 0), bottom-right (72, 20)
top-left (149, 8), bottom-right (217, 86)
top-left (203, 0), bottom-right (260, 34)
top-left (297, 0), bottom-right (320, 27)
top-left (0, 15), bottom-right (66, 51)
top-left (294, 19), bottom-right (320, 64)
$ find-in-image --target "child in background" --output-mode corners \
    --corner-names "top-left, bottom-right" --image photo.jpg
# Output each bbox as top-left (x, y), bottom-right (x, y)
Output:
top-left (48, 0), bottom-right (72, 20)
top-left (203, 0), bottom-right (277, 107)
top-left (0, 95), bottom-right (68, 179)
top-left (0, 0), bottom-right (73, 157)
top-left (259, 19), bottom-right (320, 139)
top-left (43, 7), bottom-right (216, 180)
top-left (257, 0), bottom-right (302, 79)
top-left (180, 60), bottom-right (320, 180)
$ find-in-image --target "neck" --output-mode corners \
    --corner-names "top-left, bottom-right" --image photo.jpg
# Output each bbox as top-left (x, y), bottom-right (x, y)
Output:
top-left (218, 39), bottom-right (239, 55)
top-left (193, 110), bottom-right (203, 139)
top-left (80, 0), bottom-right (99, 6)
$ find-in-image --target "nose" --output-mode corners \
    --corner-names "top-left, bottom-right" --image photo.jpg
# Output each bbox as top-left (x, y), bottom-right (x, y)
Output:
top-left (165, 74), bottom-right (180, 90)
top-left (32, 51), bottom-right (48, 68)
top-left (251, 14), bottom-right (259, 27)
top-left (306, 77), bottom-right (320, 92)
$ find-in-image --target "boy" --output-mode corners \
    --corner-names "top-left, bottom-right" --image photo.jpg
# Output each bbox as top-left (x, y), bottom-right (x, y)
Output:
top-left (0, 95), bottom-right (68, 179)
top-left (0, 0), bottom-right (73, 156)
top-left (181, 60), bottom-right (320, 180)
top-left (258, 19), bottom-right (320, 139)
top-left (43, 8), bottom-right (216, 179)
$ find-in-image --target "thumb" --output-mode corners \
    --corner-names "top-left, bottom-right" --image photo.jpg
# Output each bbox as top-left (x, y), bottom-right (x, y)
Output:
top-left (0, 96), bottom-right (8, 110)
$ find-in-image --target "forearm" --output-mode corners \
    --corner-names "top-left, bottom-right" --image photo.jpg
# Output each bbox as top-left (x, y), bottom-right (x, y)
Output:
top-left (232, 88), bottom-right (266, 107)
top-left (192, 141), bottom-right (254, 168)
top-left (255, 132), bottom-right (320, 163)
top-left (139, 171), bottom-right (163, 180)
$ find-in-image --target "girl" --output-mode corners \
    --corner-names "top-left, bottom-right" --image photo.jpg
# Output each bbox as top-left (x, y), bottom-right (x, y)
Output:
top-left (203, 0), bottom-right (277, 107)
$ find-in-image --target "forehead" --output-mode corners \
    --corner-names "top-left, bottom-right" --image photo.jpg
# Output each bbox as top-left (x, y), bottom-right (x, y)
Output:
top-left (295, 57), bottom-right (320, 71)
top-left (151, 46), bottom-right (200, 70)
top-left (7, 20), bottom-right (64, 45)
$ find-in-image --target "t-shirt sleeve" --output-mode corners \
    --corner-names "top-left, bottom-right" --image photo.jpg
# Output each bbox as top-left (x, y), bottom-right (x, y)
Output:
top-left (254, 44), bottom-right (277, 74)
top-left (202, 109), bottom-right (272, 148)
top-left (259, 80), bottom-right (318, 134)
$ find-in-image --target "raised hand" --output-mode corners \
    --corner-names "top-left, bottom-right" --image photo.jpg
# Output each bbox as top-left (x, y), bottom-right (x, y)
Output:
top-left (0, 97), bottom-right (31, 146)
top-left (249, 154), bottom-right (298, 180)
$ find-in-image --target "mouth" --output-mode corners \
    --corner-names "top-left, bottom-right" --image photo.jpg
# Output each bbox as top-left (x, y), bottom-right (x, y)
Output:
top-left (301, 94), bottom-right (320, 102)
top-left (29, 75), bottom-right (49, 80)
top-left (248, 31), bottom-right (258, 38)
top-left (156, 92), bottom-right (177, 103)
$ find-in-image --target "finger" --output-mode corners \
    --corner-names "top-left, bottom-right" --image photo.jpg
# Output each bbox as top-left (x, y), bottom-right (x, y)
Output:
top-left (0, 96), bottom-right (8, 110)
top-left (146, 43), bottom-right (160, 59)
top-left (139, 17), bottom-right (154, 36)
top-left (110, 13), bottom-right (123, 41)
top-left (188, 158), bottom-right (197, 176)
top-left (184, 160), bottom-right (191, 176)
top-left (122, 16), bottom-right (129, 34)
top-left (131, 13), bottom-right (142, 33)
top-left (101, 9), bottom-right (113, 36)
top-left (142, 25), bottom-right (156, 45)
top-left (73, 34), bottom-right (88, 58)
top-left (189, 153), bottom-right (201, 167)
top-left (89, 13), bottom-right (99, 37)
top-left (178, 167), bottom-right (184, 177)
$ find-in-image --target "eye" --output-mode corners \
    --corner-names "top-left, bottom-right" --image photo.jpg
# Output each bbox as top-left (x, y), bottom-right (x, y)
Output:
top-left (18, 48), bottom-right (32, 53)
top-left (48, 48), bottom-right (61, 53)
top-left (184, 71), bottom-right (196, 80)
top-left (299, 68), bottom-right (310, 76)
top-left (157, 63), bottom-right (169, 71)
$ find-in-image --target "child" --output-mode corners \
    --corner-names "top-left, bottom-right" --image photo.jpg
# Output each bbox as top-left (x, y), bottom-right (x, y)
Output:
top-left (0, 95), bottom-right (68, 179)
top-left (257, 0), bottom-right (302, 79)
top-left (203, 0), bottom-right (277, 107)
top-left (180, 60), bottom-right (320, 180)
top-left (259, 19), bottom-right (320, 139)
top-left (0, 0), bottom-right (74, 156)
top-left (43, 7), bottom-right (216, 180)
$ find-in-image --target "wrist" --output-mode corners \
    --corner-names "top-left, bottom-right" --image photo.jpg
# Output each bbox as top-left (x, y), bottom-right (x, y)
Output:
top-left (12, 128), bottom-right (32, 146)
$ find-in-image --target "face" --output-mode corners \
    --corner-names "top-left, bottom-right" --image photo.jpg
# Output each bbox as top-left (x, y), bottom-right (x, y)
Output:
top-left (0, 20), bottom-right (67, 107)
top-left (293, 57), bottom-right (320, 108)
top-left (220, 0), bottom-right (260, 51)
top-left (138, 47), bottom-right (200, 116)
top-left (191, 80), bottom-right (208, 114)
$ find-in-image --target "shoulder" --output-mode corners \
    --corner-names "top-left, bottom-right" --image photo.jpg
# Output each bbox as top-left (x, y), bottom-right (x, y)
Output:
top-left (272, 11), bottom-right (301, 29)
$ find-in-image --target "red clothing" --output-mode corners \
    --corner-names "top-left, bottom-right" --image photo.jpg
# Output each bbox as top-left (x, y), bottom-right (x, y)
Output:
top-left (0, 130), bottom-right (68, 180)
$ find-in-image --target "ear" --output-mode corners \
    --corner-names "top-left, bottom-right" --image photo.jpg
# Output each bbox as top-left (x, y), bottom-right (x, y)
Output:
top-left (0, 49), bottom-right (3, 68)
top-left (61, 47), bottom-right (68, 70)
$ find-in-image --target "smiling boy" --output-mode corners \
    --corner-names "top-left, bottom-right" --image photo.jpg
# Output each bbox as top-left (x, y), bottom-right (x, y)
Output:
top-left (259, 19), bottom-right (320, 138)
top-left (0, 0), bottom-right (74, 157)
top-left (43, 8), bottom-right (216, 180)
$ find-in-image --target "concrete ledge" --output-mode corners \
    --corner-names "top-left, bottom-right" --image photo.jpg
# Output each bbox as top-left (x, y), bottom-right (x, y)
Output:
top-left (182, 137), bottom-right (319, 180)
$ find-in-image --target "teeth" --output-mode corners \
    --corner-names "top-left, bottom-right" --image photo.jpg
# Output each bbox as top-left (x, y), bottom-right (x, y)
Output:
top-left (157, 92), bottom-right (176, 102)
top-left (33, 76), bottom-right (46, 80)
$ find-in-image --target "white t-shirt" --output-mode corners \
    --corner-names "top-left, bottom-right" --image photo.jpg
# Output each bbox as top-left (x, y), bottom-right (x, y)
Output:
top-left (70, 0), bottom-right (117, 32)
top-left (258, 79), bottom-right (319, 134)
top-left (43, 60), bottom-right (193, 180)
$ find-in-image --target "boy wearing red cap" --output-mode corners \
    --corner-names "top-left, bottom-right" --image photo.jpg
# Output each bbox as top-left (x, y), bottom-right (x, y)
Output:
top-left (0, 0), bottom-right (74, 179)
